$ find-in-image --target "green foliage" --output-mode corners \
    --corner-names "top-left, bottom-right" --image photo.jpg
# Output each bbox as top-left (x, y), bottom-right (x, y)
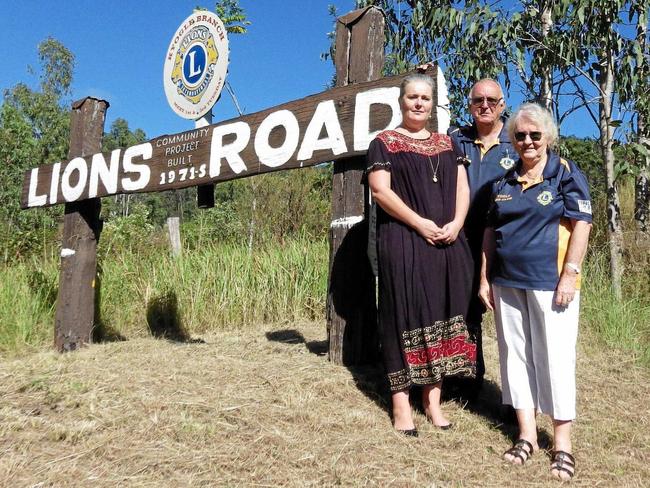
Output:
top-left (100, 202), bottom-right (156, 255)
top-left (0, 235), bottom-right (328, 354)
top-left (116, 235), bottom-right (327, 333)
top-left (213, 0), bottom-right (251, 34)
top-left (353, 1), bottom-right (514, 121)
top-left (0, 38), bottom-right (73, 262)
top-left (102, 117), bottom-right (146, 152)
top-left (582, 247), bottom-right (650, 365)
top-left (36, 37), bottom-right (75, 98)
top-left (558, 136), bottom-right (604, 194)
top-left (182, 201), bottom-right (245, 246)
top-left (0, 259), bottom-right (58, 353)
top-left (3, 39), bottom-right (73, 165)
top-left (511, 0), bottom-right (647, 138)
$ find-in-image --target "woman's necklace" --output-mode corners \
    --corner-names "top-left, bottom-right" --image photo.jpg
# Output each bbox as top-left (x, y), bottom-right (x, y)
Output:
top-left (427, 152), bottom-right (441, 183)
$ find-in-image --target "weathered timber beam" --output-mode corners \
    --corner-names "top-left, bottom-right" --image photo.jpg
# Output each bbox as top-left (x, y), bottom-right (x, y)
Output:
top-left (21, 66), bottom-right (437, 209)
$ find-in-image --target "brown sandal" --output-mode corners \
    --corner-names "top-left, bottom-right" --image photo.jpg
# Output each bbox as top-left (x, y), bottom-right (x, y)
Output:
top-left (550, 450), bottom-right (575, 480)
top-left (503, 439), bottom-right (534, 465)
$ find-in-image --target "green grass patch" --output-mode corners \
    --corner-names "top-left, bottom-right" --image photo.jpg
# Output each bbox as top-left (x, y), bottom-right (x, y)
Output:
top-left (0, 259), bottom-right (57, 354)
top-left (582, 248), bottom-right (650, 367)
top-left (0, 236), bottom-right (328, 354)
top-left (2, 230), bottom-right (650, 369)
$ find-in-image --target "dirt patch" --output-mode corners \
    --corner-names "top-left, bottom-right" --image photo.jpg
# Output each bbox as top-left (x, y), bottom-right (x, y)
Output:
top-left (0, 321), bottom-right (648, 487)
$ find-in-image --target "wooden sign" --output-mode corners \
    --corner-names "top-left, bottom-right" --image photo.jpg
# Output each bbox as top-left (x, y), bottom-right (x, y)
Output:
top-left (21, 68), bottom-right (435, 209)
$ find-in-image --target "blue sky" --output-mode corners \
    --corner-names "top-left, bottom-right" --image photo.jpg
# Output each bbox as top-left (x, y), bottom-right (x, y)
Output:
top-left (1, 0), bottom-right (598, 140)
top-left (0, 1), bottom-right (357, 139)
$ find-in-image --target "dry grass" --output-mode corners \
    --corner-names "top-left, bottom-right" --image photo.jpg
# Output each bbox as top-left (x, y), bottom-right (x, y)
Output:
top-left (0, 321), bottom-right (648, 487)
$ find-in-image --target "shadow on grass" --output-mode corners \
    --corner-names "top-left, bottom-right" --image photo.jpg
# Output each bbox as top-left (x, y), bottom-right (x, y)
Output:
top-left (92, 263), bottom-right (126, 343)
top-left (263, 327), bottom-right (559, 447)
top-left (265, 328), bottom-right (329, 356)
top-left (266, 328), bottom-right (390, 411)
top-left (346, 363), bottom-right (391, 412)
top-left (441, 378), bottom-right (553, 449)
top-left (146, 290), bottom-right (204, 344)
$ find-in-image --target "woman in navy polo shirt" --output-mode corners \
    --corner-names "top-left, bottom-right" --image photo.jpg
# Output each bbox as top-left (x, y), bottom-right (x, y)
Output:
top-left (478, 103), bottom-right (592, 481)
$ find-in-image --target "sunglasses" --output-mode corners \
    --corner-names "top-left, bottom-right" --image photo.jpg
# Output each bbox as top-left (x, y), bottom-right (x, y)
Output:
top-left (469, 96), bottom-right (502, 107)
top-left (514, 131), bottom-right (543, 142)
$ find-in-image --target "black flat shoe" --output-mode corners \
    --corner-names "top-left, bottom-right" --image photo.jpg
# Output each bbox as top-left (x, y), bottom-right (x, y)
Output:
top-left (397, 428), bottom-right (419, 437)
top-left (426, 416), bottom-right (453, 430)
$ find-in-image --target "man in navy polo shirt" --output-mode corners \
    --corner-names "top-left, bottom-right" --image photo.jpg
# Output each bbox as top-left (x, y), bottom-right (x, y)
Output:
top-left (448, 79), bottom-right (515, 396)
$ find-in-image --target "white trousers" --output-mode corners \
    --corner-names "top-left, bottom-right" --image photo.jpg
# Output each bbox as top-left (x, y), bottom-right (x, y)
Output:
top-left (493, 285), bottom-right (579, 421)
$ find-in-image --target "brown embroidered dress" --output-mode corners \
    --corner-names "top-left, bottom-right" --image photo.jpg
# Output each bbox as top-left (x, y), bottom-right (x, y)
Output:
top-left (367, 130), bottom-right (476, 391)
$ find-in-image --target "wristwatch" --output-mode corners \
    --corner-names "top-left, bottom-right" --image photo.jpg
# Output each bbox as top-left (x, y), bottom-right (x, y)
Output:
top-left (565, 262), bottom-right (581, 274)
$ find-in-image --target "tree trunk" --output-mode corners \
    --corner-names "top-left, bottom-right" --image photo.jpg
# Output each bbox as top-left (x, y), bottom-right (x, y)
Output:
top-left (636, 116), bottom-right (650, 237)
top-left (634, 4), bottom-right (649, 241)
top-left (599, 49), bottom-right (623, 300)
top-left (539, 0), bottom-right (553, 112)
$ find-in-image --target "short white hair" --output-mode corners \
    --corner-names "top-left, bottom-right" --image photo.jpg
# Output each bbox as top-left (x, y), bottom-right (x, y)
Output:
top-left (507, 103), bottom-right (558, 147)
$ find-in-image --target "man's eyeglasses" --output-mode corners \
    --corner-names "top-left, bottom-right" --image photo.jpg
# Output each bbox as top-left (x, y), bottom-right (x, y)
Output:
top-left (469, 96), bottom-right (502, 107)
top-left (514, 131), bottom-right (543, 142)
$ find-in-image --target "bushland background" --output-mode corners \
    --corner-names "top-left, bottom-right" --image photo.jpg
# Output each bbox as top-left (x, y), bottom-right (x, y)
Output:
top-left (0, 1), bottom-right (649, 486)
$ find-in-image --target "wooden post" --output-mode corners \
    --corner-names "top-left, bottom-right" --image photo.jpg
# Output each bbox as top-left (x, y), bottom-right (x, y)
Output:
top-left (167, 216), bottom-right (182, 256)
top-left (327, 7), bottom-right (384, 365)
top-left (196, 112), bottom-right (215, 208)
top-left (54, 97), bottom-right (108, 352)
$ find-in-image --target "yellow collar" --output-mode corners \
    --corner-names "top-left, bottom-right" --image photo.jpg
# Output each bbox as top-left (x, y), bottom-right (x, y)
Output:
top-left (517, 174), bottom-right (544, 191)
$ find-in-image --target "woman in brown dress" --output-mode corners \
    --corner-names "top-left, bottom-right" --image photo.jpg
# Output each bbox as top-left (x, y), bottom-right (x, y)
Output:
top-left (366, 73), bottom-right (476, 436)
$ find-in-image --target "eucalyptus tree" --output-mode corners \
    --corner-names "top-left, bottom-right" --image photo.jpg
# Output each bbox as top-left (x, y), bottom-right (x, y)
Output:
top-left (351, 0), bottom-right (649, 298)
top-left (0, 38), bottom-right (74, 258)
top-left (516, 0), bottom-right (645, 298)
top-left (213, 0), bottom-right (251, 34)
top-left (629, 2), bottom-right (649, 238)
top-left (354, 0), bottom-right (516, 120)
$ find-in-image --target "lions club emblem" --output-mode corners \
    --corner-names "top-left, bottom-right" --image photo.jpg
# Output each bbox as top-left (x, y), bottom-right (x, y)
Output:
top-left (537, 190), bottom-right (553, 206)
top-left (171, 26), bottom-right (219, 105)
top-left (499, 156), bottom-right (515, 170)
top-left (164, 12), bottom-right (229, 119)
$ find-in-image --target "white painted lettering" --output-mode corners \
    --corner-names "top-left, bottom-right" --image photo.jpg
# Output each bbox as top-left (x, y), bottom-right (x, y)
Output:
top-left (121, 143), bottom-right (152, 191)
top-left (89, 149), bottom-right (120, 198)
top-left (61, 157), bottom-right (89, 202)
top-left (297, 100), bottom-right (348, 161)
top-left (255, 110), bottom-right (300, 168)
top-left (27, 168), bottom-right (47, 207)
top-left (353, 87), bottom-right (401, 151)
top-left (188, 50), bottom-right (201, 77)
top-left (209, 122), bottom-right (250, 177)
top-left (49, 162), bottom-right (61, 204)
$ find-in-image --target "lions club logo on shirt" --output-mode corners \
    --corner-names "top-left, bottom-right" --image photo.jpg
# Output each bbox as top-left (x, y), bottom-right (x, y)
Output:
top-left (537, 190), bottom-right (553, 206)
top-left (499, 156), bottom-right (515, 170)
